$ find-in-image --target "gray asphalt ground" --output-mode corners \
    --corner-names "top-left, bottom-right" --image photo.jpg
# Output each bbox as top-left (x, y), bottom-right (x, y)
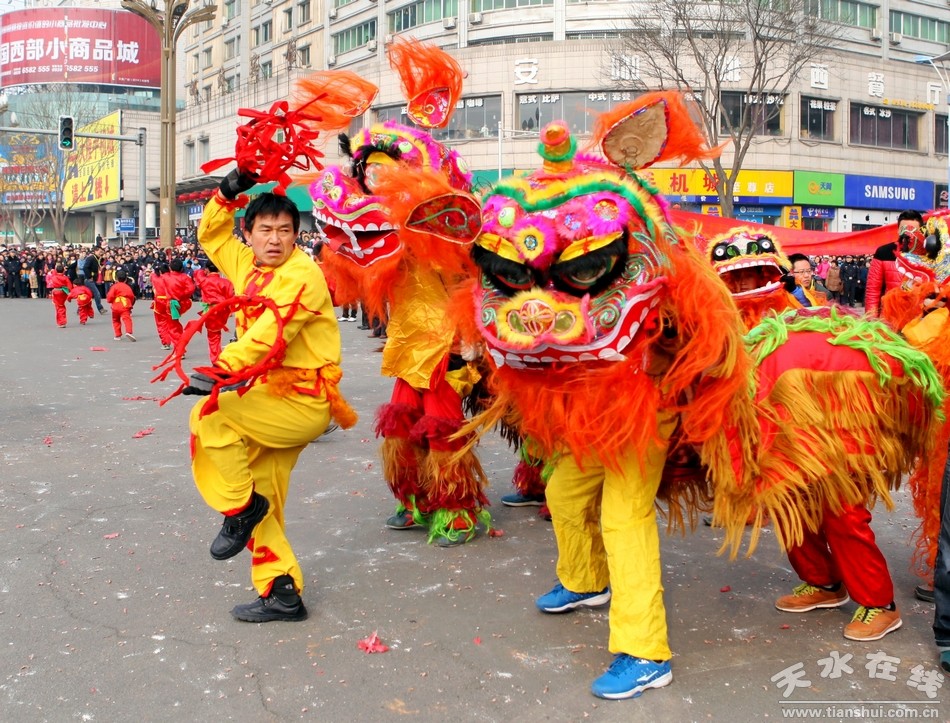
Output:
top-left (0, 297), bottom-right (947, 722)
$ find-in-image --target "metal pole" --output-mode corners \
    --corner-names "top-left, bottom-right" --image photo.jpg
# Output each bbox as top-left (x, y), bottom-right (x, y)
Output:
top-left (497, 121), bottom-right (503, 181)
top-left (139, 128), bottom-right (147, 245)
top-left (160, 33), bottom-right (175, 249)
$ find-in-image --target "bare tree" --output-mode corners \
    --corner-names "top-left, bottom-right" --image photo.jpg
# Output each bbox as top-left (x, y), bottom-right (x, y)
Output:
top-left (3, 85), bottom-right (109, 242)
top-left (614, 0), bottom-right (845, 218)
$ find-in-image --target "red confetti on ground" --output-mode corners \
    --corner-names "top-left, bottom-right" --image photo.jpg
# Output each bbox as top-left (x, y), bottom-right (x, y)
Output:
top-left (103, 533), bottom-right (120, 539)
top-left (122, 396), bottom-right (161, 402)
top-left (488, 528), bottom-right (505, 538)
top-left (90, 346), bottom-right (108, 351)
top-left (132, 427), bottom-right (155, 438)
top-left (720, 585), bottom-right (732, 593)
top-left (780, 624), bottom-right (790, 629)
top-left (357, 631), bottom-right (389, 654)
top-left (473, 637), bottom-right (482, 645)
top-left (43, 436), bottom-right (53, 445)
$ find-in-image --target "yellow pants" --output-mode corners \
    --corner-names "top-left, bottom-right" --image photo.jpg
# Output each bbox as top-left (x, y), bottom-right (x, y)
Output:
top-left (190, 384), bottom-right (331, 596)
top-left (546, 416), bottom-right (675, 661)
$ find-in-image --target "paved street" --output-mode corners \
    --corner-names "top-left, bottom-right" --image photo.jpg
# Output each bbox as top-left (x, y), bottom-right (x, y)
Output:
top-left (0, 298), bottom-right (946, 722)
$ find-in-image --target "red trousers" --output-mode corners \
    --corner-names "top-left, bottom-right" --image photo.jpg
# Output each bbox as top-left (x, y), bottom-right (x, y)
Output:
top-left (153, 310), bottom-right (171, 345)
top-left (112, 309), bottom-right (133, 337)
top-left (786, 502), bottom-right (894, 608)
top-left (76, 303), bottom-right (94, 325)
top-left (51, 291), bottom-right (68, 327)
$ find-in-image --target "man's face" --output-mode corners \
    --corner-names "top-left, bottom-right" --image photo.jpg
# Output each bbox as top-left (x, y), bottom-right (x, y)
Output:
top-left (247, 212), bottom-right (298, 267)
top-left (791, 261), bottom-right (814, 287)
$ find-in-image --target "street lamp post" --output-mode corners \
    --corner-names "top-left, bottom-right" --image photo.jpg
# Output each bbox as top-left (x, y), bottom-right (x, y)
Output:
top-left (122, 0), bottom-right (216, 249)
top-left (916, 50), bottom-right (950, 210)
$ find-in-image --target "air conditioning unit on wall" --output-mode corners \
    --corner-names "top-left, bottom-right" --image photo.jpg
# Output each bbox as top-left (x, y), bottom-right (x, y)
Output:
top-left (367, 39), bottom-right (377, 51)
top-left (888, 32), bottom-right (902, 45)
top-left (328, 7), bottom-right (337, 19)
top-left (327, 55), bottom-right (336, 66)
top-left (869, 24), bottom-right (882, 40)
top-left (470, 12), bottom-right (483, 25)
top-left (443, 16), bottom-right (456, 29)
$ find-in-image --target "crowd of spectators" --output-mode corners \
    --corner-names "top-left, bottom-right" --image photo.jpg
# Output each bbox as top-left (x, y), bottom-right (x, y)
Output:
top-left (805, 253), bottom-right (873, 307)
top-left (0, 227), bottom-right (323, 303)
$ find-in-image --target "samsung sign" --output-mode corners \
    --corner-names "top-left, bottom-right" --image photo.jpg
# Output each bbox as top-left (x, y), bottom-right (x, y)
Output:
top-left (844, 174), bottom-right (933, 211)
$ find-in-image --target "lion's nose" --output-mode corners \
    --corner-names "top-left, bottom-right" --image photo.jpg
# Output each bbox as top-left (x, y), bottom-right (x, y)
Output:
top-left (506, 298), bottom-right (577, 338)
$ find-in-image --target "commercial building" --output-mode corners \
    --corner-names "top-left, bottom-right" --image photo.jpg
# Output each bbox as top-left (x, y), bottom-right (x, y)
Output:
top-left (1, 1), bottom-right (948, 240)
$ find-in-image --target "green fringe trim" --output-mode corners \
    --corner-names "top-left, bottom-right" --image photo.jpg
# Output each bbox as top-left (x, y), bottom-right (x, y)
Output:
top-left (395, 496), bottom-right (428, 528)
top-left (746, 307), bottom-right (945, 412)
top-left (425, 507), bottom-right (492, 545)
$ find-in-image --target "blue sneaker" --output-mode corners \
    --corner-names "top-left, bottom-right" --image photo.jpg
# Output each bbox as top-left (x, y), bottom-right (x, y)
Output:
top-left (591, 654), bottom-right (672, 700)
top-left (536, 582), bottom-right (610, 613)
top-left (501, 492), bottom-right (545, 507)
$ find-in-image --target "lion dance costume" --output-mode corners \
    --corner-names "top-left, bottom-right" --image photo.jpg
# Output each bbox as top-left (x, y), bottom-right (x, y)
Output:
top-left (454, 92), bottom-right (756, 699)
top-left (880, 214), bottom-right (950, 595)
top-left (306, 40), bottom-right (489, 546)
top-left (705, 224), bottom-right (943, 641)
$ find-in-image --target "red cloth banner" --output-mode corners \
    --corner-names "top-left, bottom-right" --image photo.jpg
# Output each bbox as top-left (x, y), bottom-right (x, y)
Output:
top-left (669, 209), bottom-right (943, 256)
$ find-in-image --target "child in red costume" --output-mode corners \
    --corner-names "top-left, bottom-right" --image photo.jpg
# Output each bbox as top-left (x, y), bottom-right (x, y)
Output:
top-left (67, 278), bottom-right (95, 325)
top-left (47, 263), bottom-right (72, 328)
top-left (163, 258), bottom-right (196, 348)
top-left (150, 264), bottom-right (172, 349)
top-left (193, 261), bottom-right (235, 363)
top-left (106, 269), bottom-right (136, 341)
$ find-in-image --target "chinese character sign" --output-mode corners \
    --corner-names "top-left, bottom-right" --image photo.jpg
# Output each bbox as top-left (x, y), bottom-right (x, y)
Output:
top-left (0, 8), bottom-right (160, 89)
top-left (868, 72), bottom-right (885, 99)
top-left (62, 110), bottom-right (121, 210)
top-left (514, 58), bottom-right (539, 85)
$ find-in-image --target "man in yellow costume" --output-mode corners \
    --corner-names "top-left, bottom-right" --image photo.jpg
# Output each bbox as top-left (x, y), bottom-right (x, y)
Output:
top-left (185, 168), bottom-right (355, 622)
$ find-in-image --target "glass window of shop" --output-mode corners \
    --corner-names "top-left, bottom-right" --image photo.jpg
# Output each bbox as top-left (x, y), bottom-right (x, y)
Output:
top-left (849, 103), bottom-right (920, 151)
top-left (937, 114), bottom-right (948, 156)
top-left (517, 90), bottom-right (638, 135)
top-left (376, 95), bottom-right (502, 141)
top-left (800, 97), bottom-right (837, 141)
top-left (389, 0), bottom-right (458, 32)
top-left (721, 91), bottom-right (785, 136)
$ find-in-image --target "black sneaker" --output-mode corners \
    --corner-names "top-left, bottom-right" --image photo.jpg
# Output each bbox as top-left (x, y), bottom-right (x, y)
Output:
top-left (231, 575), bottom-right (308, 622)
top-left (210, 492), bottom-right (269, 560)
top-left (915, 585), bottom-right (935, 603)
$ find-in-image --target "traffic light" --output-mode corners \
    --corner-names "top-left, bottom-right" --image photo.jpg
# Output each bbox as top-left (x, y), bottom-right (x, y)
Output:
top-left (58, 115), bottom-right (75, 151)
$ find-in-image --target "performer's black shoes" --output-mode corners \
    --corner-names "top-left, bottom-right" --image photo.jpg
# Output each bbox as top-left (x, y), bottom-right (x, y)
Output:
top-left (210, 492), bottom-right (269, 560)
top-left (231, 575), bottom-right (308, 622)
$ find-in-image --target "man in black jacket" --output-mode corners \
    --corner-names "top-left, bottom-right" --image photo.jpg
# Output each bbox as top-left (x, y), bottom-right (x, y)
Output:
top-left (839, 254), bottom-right (858, 307)
top-left (82, 247), bottom-right (106, 313)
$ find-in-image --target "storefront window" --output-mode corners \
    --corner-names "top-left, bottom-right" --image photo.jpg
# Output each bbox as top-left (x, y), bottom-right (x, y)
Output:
top-left (800, 97), bottom-right (836, 141)
top-left (375, 95), bottom-right (501, 141)
top-left (937, 114), bottom-right (948, 156)
top-left (516, 90), bottom-right (638, 136)
top-left (721, 91), bottom-right (785, 137)
top-left (849, 103), bottom-right (920, 151)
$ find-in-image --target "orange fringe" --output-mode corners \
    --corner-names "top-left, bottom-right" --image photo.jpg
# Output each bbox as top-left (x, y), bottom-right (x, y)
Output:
top-left (387, 38), bottom-right (464, 130)
top-left (589, 91), bottom-right (726, 167)
top-left (714, 368), bottom-right (939, 557)
top-left (290, 70), bottom-right (379, 132)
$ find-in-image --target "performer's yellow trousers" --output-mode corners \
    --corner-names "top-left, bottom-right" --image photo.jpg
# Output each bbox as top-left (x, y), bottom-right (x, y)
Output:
top-left (546, 417), bottom-right (675, 661)
top-left (190, 385), bottom-right (330, 596)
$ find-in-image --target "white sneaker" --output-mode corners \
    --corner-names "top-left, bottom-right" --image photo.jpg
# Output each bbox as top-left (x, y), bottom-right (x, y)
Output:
top-left (125, 333), bottom-right (136, 342)
top-left (113, 336), bottom-right (122, 341)
top-left (337, 315), bottom-right (347, 321)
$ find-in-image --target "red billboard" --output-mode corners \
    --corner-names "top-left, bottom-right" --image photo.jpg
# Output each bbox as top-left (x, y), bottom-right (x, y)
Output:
top-left (0, 8), bottom-right (160, 89)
